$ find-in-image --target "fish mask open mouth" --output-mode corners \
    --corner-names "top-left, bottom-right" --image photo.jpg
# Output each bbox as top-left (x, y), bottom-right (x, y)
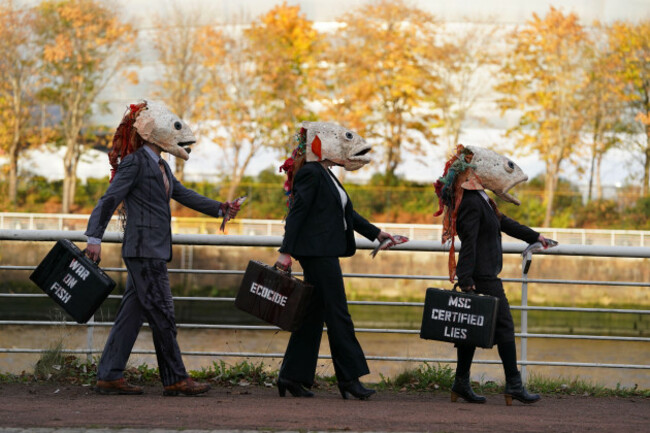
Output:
top-left (178, 141), bottom-right (195, 155)
top-left (302, 121), bottom-right (372, 171)
top-left (345, 143), bottom-right (372, 171)
top-left (133, 100), bottom-right (197, 161)
top-left (463, 145), bottom-right (528, 205)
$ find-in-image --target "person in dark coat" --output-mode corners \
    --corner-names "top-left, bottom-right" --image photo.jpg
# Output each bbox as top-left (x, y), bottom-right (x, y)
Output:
top-left (275, 122), bottom-right (397, 399)
top-left (434, 144), bottom-right (547, 405)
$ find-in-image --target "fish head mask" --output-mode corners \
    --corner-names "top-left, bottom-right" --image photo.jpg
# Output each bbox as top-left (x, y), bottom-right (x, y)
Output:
top-left (133, 100), bottom-right (196, 161)
top-left (302, 121), bottom-right (372, 171)
top-left (463, 145), bottom-right (528, 205)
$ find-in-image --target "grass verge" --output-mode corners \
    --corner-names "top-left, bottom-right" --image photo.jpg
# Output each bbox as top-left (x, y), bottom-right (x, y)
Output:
top-left (0, 354), bottom-right (647, 398)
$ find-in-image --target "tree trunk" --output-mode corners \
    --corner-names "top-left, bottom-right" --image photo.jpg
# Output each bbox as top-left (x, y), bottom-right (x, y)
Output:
top-left (385, 142), bottom-right (396, 186)
top-left (227, 178), bottom-right (239, 202)
top-left (587, 140), bottom-right (596, 203)
top-left (171, 156), bottom-right (185, 212)
top-left (641, 125), bottom-right (650, 197)
top-left (174, 157), bottom-right (185, 183)
top-left (62, 139), bottom-right (77, 214)
top-left (8, 147), bottom-right (18, 206)
top-left (543, 165), bottom-right (558, 228)
top-left (641, 144), bottom-right (650, 197)
top-left (595, 153), bottom-right (603, 200)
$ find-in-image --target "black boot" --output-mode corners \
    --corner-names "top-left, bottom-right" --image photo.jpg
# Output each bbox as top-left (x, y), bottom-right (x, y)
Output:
top-left (277, 377), bottom-right (314, 397)
top-left (451, 374), bottom-right (486, 404)
top-left (338, 379), bottom-right (375, 400)
top-left (504, 372), bottom-right (540, 405)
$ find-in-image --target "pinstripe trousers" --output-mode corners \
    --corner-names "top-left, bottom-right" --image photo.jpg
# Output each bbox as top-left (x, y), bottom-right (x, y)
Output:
top-left (97, 258), bottom-right (188, 386)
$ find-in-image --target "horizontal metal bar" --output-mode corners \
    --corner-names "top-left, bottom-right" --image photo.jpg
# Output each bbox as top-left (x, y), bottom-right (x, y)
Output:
top-left (1, 321), bottom-right (648, 342)
top-left (2, 229), bottom-right (650, 257)
top-left (2, 293), bottom-right (648, 315)
top-left (2, 265), bottom-right (650, 289)
top-left (1, 348), bottom-right (647, 370)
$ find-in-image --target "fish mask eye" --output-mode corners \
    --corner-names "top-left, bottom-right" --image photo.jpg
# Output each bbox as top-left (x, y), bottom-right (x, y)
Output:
top-left (505, 160), bottom-right (515, 173)
top-left (174, 121), bottom-right (182, 131)
top-left (344, 131), bottom-right (354, 140)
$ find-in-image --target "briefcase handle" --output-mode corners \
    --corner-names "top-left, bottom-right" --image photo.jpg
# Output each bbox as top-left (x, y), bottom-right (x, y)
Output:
top-left (81, 248), bottom-right (101, 266)
top-left (273, 262), bottom-right (292, 277)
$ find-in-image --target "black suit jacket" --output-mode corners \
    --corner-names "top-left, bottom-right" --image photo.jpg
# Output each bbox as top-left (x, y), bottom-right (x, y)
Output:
top-left (456, 190), bottom-right (539, 288)
top-left (85, 146), bottom-right (223, 261)
top-left (279, 162), bottom-right (380, 258)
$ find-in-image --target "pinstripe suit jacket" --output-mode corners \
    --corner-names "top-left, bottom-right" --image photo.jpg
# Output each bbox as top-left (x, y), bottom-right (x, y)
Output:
top-left (85, 146), bottom-right (223, 261)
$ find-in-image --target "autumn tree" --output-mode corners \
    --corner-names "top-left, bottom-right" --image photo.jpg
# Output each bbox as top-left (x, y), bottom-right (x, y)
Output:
top-left (245, 2), bottom-right (321, 149)
top-left (434, 21), bottom-right (500, 151)
top-left (607, 20), bottom-right (650, 196)
top-left (324, 0), bottom-right (439, 183)
top-left (151, 3), bottom-right (211, 183)
top-left (581, 22), bottom-right (623, 202)
top-left (33, 0), bottom-right (137, 213)
top-left (0, 1), bottom-right (39, 206)
top-left (496, 7), bottom-right (590, 226)
top-left (197, 3), bottom-right (321, 200)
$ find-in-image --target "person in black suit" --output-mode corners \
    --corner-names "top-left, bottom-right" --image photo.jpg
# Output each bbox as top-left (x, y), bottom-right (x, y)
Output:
top-left (454, 189), bottom-right (547, 405)
top-left (85, 101), bottom-right (240, 396)
top-left (434, 144), bottom-right (547, 406)
top-left (275, 122), bottom-right (396, 399)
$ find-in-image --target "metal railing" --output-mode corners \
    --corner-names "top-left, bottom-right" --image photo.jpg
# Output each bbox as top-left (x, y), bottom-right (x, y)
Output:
top-left (1, 229), bottom-right (649, 383)
top-left (1, 212), bottom-right (647, 246)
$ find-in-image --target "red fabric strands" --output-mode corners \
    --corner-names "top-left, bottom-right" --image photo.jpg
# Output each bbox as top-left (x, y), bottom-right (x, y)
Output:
top-left (108, 102), bottom-right (147, 182)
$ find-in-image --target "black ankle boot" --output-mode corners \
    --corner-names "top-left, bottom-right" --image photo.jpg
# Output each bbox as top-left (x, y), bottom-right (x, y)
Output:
top-left (504, 372), bottom-right (540, 405)
top-left (338, 379), bottom-right (375, 400)
top-left (451, 374), bottom-right (486, 404)
top-left (277, 377), bottom-right (314, 397)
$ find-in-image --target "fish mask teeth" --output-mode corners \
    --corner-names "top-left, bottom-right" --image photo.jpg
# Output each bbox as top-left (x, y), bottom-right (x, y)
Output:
top-left (464, 145), bottom-right (528, 205)
top-left (133, 100), bottom-right (196, 161)
top-left (302, 121), bottom-right (372, 171)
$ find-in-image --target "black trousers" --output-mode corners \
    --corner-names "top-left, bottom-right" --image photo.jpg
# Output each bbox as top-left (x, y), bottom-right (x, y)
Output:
top-left (97, 258), bottom-right (188, 386)
top-left (280, 256), bottom-right (369, 386)
top-left (456, 278), bottom-right (519, 379)
top-left (474, 278), bottom-right (515, 344)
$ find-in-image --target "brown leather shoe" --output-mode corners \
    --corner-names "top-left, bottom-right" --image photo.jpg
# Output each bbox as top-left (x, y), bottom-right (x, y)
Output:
top-left (95, 378), bottom-right (143, 395)
top-left (163, 378), bottom-right (210, 396)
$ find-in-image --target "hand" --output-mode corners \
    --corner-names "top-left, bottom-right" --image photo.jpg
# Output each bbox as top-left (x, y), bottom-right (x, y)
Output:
top-left (538, 235), bottom-right (549, 248)
top-left (376, 231), bottom-right (396, 249)
top-left (85, 243), bottom-right (101, 263)
top-left (221, 200), bottom-right (241, 219)
top-left (460, 284), bottom-right (476, 293)
top-left (275, 253), bottom-right (292, 272)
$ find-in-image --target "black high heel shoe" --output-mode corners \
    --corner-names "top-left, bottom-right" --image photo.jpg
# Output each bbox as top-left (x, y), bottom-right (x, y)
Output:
top-left (338, 379), bottom-right (376, 400)
top-left (277, 377), bottom-right (314, 397)
top-left (451, 374), bottom-right (486, 404)
top-left (504, 372), bottom-right (540, 406)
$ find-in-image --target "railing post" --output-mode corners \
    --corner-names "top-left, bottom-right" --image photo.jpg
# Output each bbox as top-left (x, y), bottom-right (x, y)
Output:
top-left (86, 316), bottom-right (95, 362)
top-left (521, 259), bottom-right (530, 382)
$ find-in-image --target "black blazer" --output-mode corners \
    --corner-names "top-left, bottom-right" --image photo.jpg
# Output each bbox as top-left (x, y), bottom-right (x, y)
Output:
top-left (456, 190), bottom-right (539, 288)
top-left (280, 162), bottom-right (380, 258)
top-left (85, 146), bottom-right (223, 261)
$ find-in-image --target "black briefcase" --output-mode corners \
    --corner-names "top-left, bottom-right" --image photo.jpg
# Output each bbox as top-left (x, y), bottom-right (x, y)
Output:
top-left (235, 260), bottom-right (313, 332)
top-left (29, 239), bottom-right (116, 324)
top-left (420, 287), bottom-right (499, 348)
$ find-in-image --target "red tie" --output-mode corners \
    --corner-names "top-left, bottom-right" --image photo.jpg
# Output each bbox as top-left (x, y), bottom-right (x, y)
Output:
top-left (159, 159), bottom-right (170, 196)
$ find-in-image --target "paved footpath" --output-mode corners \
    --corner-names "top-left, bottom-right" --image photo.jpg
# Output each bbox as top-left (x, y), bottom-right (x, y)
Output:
top-left (1, 384), bottom-right (648, 432)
